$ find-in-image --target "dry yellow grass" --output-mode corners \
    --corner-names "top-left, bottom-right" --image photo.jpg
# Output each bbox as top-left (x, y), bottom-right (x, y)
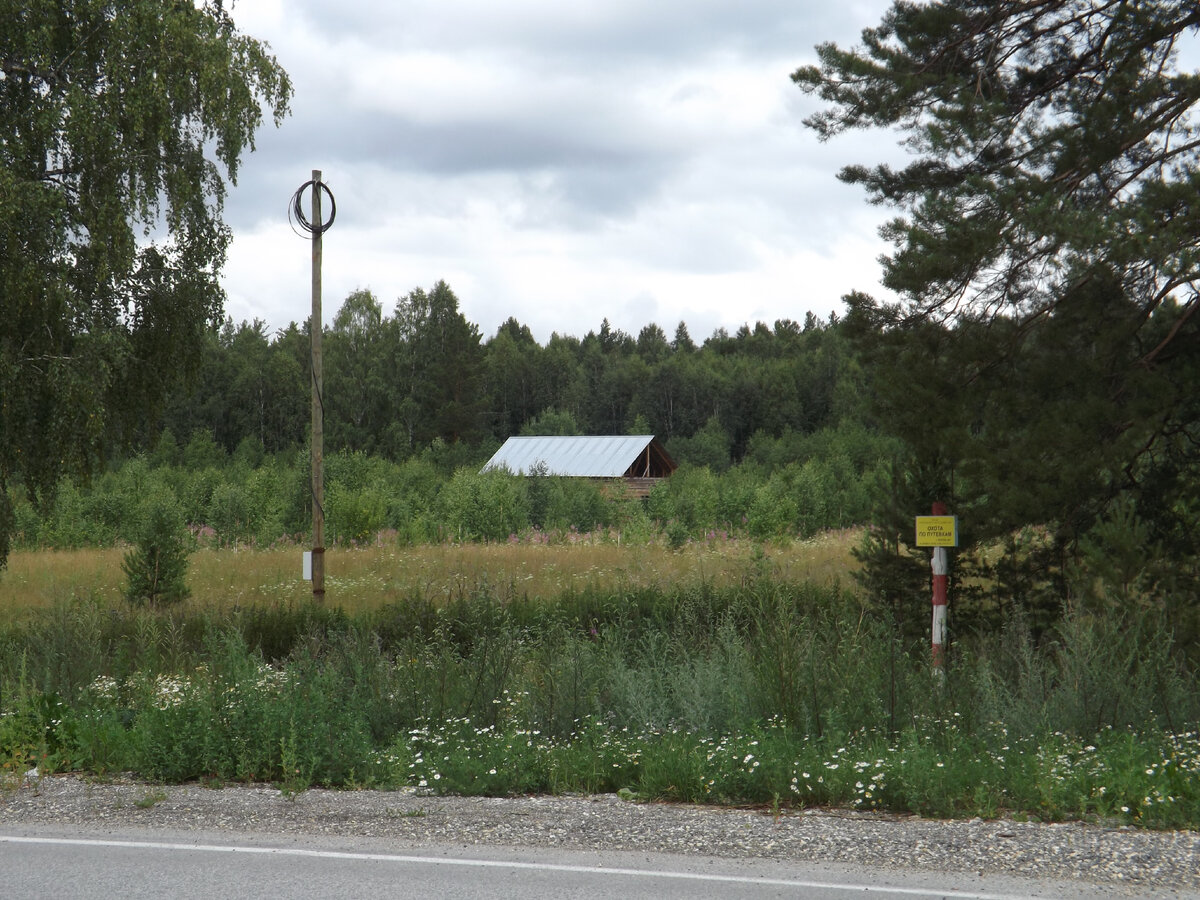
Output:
top-left (0, 529), bottom-right (864, 616)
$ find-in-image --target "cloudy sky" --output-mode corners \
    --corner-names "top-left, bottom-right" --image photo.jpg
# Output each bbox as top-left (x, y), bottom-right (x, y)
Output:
top-left (220, 0), bottom-right (899, 345)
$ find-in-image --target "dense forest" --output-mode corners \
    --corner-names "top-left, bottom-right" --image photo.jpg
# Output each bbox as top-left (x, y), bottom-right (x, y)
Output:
top-left (153, 281), bottom-right (862, 466)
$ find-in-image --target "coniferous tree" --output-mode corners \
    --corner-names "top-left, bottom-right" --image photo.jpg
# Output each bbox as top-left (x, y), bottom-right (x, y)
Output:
top-left (672, 322), bottom-right (696, 353)
top-left (122, 491), bottom-right (192, 607)
top-left (796, 0), bottom-right (1200, 616)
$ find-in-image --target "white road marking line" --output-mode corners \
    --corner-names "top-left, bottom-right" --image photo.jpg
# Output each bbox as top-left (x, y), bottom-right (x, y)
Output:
top-left (0, 834), bottom-right (1037, 899)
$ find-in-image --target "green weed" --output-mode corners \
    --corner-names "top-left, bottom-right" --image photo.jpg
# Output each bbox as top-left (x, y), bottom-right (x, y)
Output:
top-left (134, 790), bottom-right (167, 809)
top-left (0, 576), bottom-right (1197, 827)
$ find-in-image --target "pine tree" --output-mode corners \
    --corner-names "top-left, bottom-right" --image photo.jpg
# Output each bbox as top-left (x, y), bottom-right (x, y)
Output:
top-left (795, 1), bottom-right (1200, 616)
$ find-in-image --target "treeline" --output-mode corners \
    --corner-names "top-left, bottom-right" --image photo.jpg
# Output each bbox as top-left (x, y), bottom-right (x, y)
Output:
top-left (150, 281), bottom-right (861, 466)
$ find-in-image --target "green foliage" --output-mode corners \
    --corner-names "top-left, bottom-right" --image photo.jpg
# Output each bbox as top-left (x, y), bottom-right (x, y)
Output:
top-left (6, 422), bottom-right (893, 553)
top-left (7, 490), bottom-right (39, 547)
top-left (393, 282), bottom-right (487, 448)
top-left (0, 663), bottom-right (57, 779)
top-left (0, 0), bottom-right (291, 569)
top-left (1070, 499), bottom-right (1165, 612)
top-left (21, 279), bottom-right (905, 555)
top-left (152, 287), bottom-right (869, 485)
top-left (667, 416), bottom-right (731, 471)
top-left (747, 474), bottom-right (800, 539)
top-left (796, 0), bottom-right (1200, 637)
top-left (522, 465), bottom-right (610, 533)
top-left (326, 484), bottom-right (388, 544)
top-left (647, 465), bottom-right (719, 537)
top-left (175, 466), bottom-right (224, 528)
top-left (183, 430), bottom-right (227, 470)
top-left (206, 482), bottom-right (253, 545)
top-left (233, 437), bottom-right (266, 470)
top-left (602, 618), bottom-right (756, 735)
top-left (325, 290), bottom-right (391, 454)
top-left (122, 490), bottom-right (192, 607)
top-left (243, 464), bottom-right (289, 545)
top-left (439, 468), bottom-right (529, 541)
top-left (558, 479), bottom-right (611, 532)
top-left (38, 481), bottom-right (102, 549)
top-left (150, 428), bottom-right (182, 468)
top-left (520, 408), bottom-right (582, 436)
top-left (2, 578), bottom-right (1199, 823)
top-left (129, 632), bottom-right (372, 785)
top-left (321, 448), bottom-right (396, 540)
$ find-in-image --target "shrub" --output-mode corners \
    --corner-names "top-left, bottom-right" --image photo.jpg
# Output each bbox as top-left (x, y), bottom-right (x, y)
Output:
top-left (326, 484), bottom-right (388, 544)
top-left (232, 436), bottom-right (266, 469)
top-left (177, 466), bottom-right (223, 526)
top-left (122, 490), bottom-right (193, 607)
top-left (182, 429), bottom-right (226, 469)
top-left (747, 474), bottom-right (798, 538)
top-left (9, 489), bottom-right (41, 549)
top-left (207, 482), bottom-right (254, 545)
top-left (667, 416), bottom-right (732, 472)
top-left (553, 477), bottom-right (610, 532)
top-left (439, 467), bottom-right (528, 541)
top-left (245, 465), bottom-right (288, 545)
top-left (40, 479), bottom-right (105, 548)
top-left (647, 464), bottom-right (720, 536)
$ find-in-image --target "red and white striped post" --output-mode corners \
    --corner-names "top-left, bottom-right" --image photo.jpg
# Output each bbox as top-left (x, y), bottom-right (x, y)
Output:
top-left (930, 501), bottom-right (949, 673)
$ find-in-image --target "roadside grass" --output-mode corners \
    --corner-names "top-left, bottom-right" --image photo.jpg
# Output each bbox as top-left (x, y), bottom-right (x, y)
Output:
top-left (5, 635), bottom-right (1197, 827)
top-left (1, 531), bottom-right (1198, 829)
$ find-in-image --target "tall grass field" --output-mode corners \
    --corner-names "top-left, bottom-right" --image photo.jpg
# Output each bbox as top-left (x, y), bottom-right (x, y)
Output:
top-left (0, 530), bottom-right (858, 615)
top-left (2, 531), bottom-right (1197, 829)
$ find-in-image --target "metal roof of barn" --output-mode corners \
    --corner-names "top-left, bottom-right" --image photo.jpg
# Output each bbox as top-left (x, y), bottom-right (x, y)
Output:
top-left (481, 435), bottom-right (673, 478)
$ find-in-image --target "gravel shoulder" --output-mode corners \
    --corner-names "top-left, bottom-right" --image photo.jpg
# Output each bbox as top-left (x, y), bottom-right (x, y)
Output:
top-left (2, 774), bottom-right (1198, 896)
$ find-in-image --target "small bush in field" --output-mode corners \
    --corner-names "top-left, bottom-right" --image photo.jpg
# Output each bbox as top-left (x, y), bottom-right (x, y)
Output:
top-left (122, 492), bottom-right (192, 607)
top-left (439, 467), bottom-right (529, 541)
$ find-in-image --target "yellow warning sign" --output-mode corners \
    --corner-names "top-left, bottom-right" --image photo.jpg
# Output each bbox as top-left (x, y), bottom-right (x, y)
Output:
top-left (915, 516), bottom-right (958, 547)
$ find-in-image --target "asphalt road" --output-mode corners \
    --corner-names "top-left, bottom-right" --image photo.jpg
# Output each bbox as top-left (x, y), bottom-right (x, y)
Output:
top-left (0, 827), bottom-right (1177, 899)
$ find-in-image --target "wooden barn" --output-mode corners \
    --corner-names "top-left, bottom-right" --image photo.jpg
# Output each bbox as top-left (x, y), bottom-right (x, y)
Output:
top-left (480, 435), bottom-right (676, 497)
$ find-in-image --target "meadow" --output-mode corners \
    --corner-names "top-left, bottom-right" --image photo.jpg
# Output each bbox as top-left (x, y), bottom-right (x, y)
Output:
top-left (1, 530), bottom-right (1198, 829)
top-left (0, 528), bottom-right (857, 615)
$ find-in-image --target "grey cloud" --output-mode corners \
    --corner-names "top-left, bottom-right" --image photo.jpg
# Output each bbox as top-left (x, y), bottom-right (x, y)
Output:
top-left (226, 0), bottom-right (900, 233)
top-left (230, 87), bottom-right (690, 232)
top-left (281, 0), bottom-right (877, 68)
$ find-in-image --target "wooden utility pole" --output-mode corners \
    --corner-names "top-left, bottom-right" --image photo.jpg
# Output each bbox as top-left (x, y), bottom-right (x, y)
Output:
top-left (310, 170), bottom-right (325, 601)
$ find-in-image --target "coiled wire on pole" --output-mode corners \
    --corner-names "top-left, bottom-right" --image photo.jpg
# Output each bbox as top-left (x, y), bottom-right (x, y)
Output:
top-left (289, 179), bottom-right (337, 236)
